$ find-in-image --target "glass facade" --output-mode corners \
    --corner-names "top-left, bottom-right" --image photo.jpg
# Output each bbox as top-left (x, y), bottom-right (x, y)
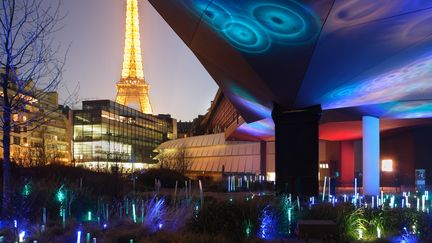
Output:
top-left (73, 100), bottom-right (174, 171)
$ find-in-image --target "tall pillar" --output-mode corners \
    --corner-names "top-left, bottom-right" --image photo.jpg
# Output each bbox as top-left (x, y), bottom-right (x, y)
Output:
top-left (260, 141), bottom-right (267, 177)
top-left (272, 104), bottom-right (321, 196)
top-left (341, 141), bottom-right (355, 186)
top-left (362, 116), bottom-right (380, 195)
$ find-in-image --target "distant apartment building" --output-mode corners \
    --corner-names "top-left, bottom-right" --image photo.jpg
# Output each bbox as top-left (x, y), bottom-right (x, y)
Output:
top-left (0, 90), bottom-right (73, 166)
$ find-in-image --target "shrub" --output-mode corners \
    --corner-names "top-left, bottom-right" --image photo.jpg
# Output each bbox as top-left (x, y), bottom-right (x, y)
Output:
top-left (137, 168), bottom-right (188, 189)
top-left (189, 198), bottom-right (269, 241)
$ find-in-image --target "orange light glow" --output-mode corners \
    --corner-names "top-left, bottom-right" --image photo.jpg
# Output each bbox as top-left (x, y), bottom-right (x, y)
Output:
top-left (122, 0), bottom-right (144, 80)
top-left (381, 159), bottom-right (393, 172)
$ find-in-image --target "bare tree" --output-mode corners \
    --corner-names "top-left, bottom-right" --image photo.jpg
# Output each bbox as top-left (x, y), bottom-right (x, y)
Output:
top-left (158, 152), bottom-right (174, 170)
top-left (0, 0), bottom-right (69, 220)
top-left (173, 147), bottom-right (190, 175)
top-left (157, 147), bottom-right (190, 175)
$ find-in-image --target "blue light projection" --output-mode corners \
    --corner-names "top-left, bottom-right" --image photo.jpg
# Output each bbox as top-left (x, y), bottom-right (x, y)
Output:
top-left (227, 83), bottom-right (272, 119)
top-left (359, 101), bottom-right (432, 119)
top-left (252, 3), bottom-right (319, 44)
top-left (237, 118), bottom-right (275, 139)
top-left (185, 0), bottom-right (320, 53)
top-left (323, 53), bottom-right (432, 110)
top-left (387, 102), bottom-right (432, 119)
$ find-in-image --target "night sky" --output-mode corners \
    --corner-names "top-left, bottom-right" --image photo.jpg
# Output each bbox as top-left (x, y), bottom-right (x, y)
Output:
top-left (54, 0), bottom-right (218, 121)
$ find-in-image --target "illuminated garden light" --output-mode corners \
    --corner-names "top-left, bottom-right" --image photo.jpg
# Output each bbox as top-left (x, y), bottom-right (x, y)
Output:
top-left (132, 203), bottom-right (137, 223)
top-left (259, 206), bottom-right (276, 240)
top-left (88, 211), bottom-right (92, 221)
top-left (288, 208), bottom-right (292, 223)
top-left (421, 195), bottom-right (425, 212)
top-left (354, 178), bottom-right (357, 200)
top-left (18, 231), bottom-right (25, 243)
top-left (56, 185), bottom-right (66, 203)
top-left (22, 183), bottom-right (31, 197)
top-left (245, 221), bottom-right (252, 238)
top-left (381, 191), bottom-right (384, 207)
top-left (358, 229), bottom-right (363, 240)
top-left (77, 231), bottom-right (82, 243)
top-left (322, 176), bottom-right (327, 202)
top-left (377, 227), bottom-right (381, 239)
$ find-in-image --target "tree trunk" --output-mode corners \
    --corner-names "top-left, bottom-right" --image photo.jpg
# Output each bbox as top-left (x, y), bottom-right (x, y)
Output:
top-left (2, 71), bottom-right (12, 221)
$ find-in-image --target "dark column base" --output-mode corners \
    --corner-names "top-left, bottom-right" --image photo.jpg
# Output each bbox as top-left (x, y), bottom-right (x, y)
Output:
top-left (272, 104), bottom-right (321, 196)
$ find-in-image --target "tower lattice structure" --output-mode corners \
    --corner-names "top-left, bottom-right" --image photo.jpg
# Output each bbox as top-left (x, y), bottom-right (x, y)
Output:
top-left (116, 0), bottom-right (153, 114)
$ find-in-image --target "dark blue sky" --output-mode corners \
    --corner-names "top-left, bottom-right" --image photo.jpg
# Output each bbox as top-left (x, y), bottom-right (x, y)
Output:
top-left (55, 0), bottom-right (217, 121)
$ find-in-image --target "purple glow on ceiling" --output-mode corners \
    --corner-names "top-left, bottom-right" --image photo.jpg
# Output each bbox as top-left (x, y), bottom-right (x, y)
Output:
top-left (323, 53), bottom-right (432, 110)
top-left (236, 118), bottom-right (275, 138)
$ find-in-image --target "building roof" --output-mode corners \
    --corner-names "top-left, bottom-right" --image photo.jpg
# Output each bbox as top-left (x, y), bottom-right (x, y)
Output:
top-left (149, 0), bottom-right (432, 141)
top-left (157, 133), bottom-right (263, 173)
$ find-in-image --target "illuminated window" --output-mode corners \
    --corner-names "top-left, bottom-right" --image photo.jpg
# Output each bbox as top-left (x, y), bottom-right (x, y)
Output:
top-left (266, 172), bottom-right (275, 182)
top-left (381, 159), bottom-right (393, 172)
top-left (319, 163), bottom-right (329, 169)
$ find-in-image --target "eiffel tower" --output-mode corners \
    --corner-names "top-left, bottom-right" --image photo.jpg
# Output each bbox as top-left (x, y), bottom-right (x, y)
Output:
top-left (116, 0), bottom-right (153, 114)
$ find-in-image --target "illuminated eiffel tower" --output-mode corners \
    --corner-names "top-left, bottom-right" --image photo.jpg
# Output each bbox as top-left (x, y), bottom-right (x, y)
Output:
top-left (116, 0), bottom-right (153, 114)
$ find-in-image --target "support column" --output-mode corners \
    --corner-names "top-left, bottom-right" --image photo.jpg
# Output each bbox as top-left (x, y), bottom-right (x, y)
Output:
top-left (341, 141), bottom-right (355, 186)
top-left (260, 141), bottom-right (267, 177)
top-left (362, 116), bottom-right (380, 195)
top-left (272, 104), bottom-right (321, 196)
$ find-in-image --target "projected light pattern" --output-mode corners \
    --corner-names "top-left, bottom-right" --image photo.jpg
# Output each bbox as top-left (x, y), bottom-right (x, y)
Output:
top-left (186, 0), bottom-right (320, 53)
top-left (327, 0), bottom-right (399, 30)
top-left (237, 118), bottom-right (275, 139)
top-left (359, 101), bottom-right (432, 119)
top-left (399, 12), bottom-right (432, 44)
top-left (388, 102), bottom-right (432, 119)
top-left (224, 19), bottom-right (271, 53)
top-left (199, 2), bottom-right (232, 31)
top-left (228, 83), bottom-right (272, 119)
top-left (323, 54), bottom-right (432, 110)
top-left (252, 3), bottom-right (319, 44)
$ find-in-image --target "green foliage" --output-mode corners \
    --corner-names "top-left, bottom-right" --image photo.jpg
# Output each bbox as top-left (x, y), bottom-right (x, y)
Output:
top-left (189, 198), bottom-right (268, 241)
top-left (343, 207), bottom-right (368, 240)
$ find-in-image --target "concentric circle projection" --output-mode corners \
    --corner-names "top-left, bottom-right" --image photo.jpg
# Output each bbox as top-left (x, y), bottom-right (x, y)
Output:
top-left (252, 2), bottom-right (319, 44)
top-left (199, 2), bottom-right (232, 31)
top-left (328, 0), bottom-right (394, 29)
top-left (186, 0), bottom-right (320, 53)
top-left (223, 20), bottom-right (271, 53)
